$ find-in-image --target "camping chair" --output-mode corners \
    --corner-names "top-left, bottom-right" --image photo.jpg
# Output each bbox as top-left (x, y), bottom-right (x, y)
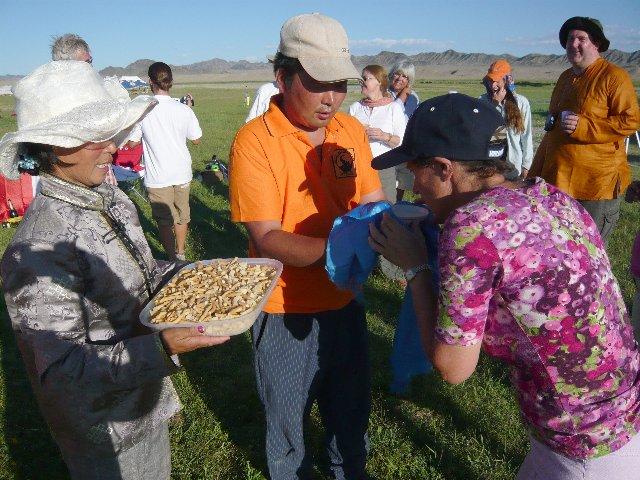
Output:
top-left (626, 131), bottom-right (640, 154)
top-left (199, 154), bottom-right (229, 193)
top-left (113, 165), bottom-right (147, 202)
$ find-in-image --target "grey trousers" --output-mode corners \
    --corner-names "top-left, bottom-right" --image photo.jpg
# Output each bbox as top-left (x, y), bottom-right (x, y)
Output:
top-left (252, 301), bottom-right (371, 480)
top-left (578, 197), bottom-right (623, 245)
top-left (60, 422), bottom-right (171, 480)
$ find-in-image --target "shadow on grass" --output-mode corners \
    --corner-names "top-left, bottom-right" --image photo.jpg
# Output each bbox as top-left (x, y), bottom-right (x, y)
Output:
top-left (364, 279), bottom-right (523, 479)
top-left (180, 334), bottom-right (270, 477)
top-left (0, 300), bottom-right (68, 479)
top-left (174, 179), bottom-right (269, 474)
top-left (183, 333), bottom-right (338, 479)
top-left (125, 177), bottom-right (247, 261)
top-left (362, 274), bottom-right (403, 329)
top-left (188, 184), bottom-right (247, 259)
top-left (405, 372), bottom-right (523, 477)
top-left (364, 282), bottom-right (482, 479)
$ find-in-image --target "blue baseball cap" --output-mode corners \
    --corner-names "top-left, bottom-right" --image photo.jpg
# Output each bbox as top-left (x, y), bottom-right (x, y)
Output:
top-left (372, 93), bottom-right (507, 170)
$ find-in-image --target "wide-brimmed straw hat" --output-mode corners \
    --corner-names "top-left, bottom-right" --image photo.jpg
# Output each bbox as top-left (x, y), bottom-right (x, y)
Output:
top-left (278, 13), bottom-right (360, 83)
top-left (0, 61), bottom-right (157, 179)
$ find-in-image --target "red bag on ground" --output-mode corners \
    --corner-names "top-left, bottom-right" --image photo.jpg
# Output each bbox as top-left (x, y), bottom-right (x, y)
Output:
top-left (0, 173), bottom-right (35, 221)
top-left (113, 144), bottom-right (144, 172)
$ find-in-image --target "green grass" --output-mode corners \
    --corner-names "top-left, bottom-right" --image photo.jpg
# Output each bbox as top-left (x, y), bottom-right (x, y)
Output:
top-left (0, 80), bottom-right (639, 479)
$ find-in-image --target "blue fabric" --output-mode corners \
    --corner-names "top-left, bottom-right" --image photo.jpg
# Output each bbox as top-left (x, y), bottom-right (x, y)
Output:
top-left (325, 201), bottom-right (439, 394)
top-left (390, 221), bottom-right (439, 394)
top-left (325, 201), bottom-right (392, 292)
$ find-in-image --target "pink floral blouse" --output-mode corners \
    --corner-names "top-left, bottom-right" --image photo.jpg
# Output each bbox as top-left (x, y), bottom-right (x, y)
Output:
top-left (435, 178), bottom-right (640, 459)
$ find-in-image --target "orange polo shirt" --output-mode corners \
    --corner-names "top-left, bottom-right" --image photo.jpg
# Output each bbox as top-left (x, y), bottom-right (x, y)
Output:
top-left (530, 58), bottom-right (640, 200)
top-left (229, 95), bottom-right (382, 314)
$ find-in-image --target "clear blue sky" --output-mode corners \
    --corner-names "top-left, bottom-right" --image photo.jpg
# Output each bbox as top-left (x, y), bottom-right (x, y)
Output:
top-left (1, 0), bottom-right (639, 75)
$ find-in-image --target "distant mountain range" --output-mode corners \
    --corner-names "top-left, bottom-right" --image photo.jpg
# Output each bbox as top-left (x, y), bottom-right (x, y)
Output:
top-left (96, 49), bottom-right (639, 78)
top-left (1, 49), bottom-right (638, 85)
top-left (355, 49), bottom-right (639, 69)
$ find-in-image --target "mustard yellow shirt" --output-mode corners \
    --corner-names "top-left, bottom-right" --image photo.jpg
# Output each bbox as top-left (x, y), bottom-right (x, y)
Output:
top-left (530, 58), bottom-right (640, 200)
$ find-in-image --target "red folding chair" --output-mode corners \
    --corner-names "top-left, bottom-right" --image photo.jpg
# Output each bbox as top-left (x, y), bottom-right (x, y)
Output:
top-left (112, 144), bottom-right (147, 202)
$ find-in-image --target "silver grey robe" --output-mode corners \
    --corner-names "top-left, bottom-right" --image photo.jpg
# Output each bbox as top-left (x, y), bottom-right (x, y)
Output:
top-left (1, 174), bottom-right (181, 456)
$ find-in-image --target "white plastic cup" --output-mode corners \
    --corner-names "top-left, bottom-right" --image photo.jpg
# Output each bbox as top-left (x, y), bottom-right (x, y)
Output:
top-left (391, 203), bottom-right (431, 225)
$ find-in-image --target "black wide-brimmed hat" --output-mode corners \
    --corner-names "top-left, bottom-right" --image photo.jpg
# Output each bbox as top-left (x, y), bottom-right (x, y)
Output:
top-left (559, 16), bottom-right (610, 52)
top-left (372, 93), bottom-right (507, 170)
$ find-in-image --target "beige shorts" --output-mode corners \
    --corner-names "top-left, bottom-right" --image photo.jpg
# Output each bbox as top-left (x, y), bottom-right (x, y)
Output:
top-left (147, 183), bottom-right (191, 226)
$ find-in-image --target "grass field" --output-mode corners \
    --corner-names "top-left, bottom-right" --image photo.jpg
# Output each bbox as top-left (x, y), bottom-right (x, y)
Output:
top-left (0, 80), bottom-right (639, 479)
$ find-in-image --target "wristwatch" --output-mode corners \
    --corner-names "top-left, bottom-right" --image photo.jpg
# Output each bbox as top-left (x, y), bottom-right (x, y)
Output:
top-left (403, 263), bottom-right (431, 283)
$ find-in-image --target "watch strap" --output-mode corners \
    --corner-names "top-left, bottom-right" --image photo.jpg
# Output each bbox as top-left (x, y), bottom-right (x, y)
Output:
top-left (404, 263), bottom-right (430, 283)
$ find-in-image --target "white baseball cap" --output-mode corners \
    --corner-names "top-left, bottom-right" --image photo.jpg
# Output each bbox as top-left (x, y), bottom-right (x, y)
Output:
top-left (278, 13), bottom-right (360, 83)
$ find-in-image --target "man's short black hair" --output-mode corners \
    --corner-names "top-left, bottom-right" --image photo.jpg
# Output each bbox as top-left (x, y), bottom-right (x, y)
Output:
top-left (272, 52), bottom-right (303, 86)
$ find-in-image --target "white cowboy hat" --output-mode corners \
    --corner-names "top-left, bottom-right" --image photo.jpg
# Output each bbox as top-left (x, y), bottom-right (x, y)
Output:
top-left (0, 60), bottom-right (157, 179)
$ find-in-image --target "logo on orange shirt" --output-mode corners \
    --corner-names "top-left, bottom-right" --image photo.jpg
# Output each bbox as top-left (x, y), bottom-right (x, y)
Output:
top-left (332, 148), bottom-right (357, 179)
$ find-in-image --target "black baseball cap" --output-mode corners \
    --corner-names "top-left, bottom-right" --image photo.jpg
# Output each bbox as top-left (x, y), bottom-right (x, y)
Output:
top-left (372, 93), bottom-right (507, 170)
top-left (559, 17), bottom-right (609, 53)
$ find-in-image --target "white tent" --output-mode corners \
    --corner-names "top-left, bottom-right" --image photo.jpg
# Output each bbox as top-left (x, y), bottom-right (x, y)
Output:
top-left (119, 76), bottom-right (148, 90)
top-left (0, 86), bottom-right (13, 95)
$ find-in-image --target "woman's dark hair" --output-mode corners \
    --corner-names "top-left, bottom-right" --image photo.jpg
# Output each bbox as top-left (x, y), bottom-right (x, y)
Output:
top-left (411, 157), bottom-right (512, 179)
top-left (504, 90), bottom-right (524, 134)
top-left (461, 159), bottom-right (513, 178)
top-left (272, 52), bottom-right (303, 87)
top-left (20, 143), bottom-right (58, 174)
top-left (148, 62), bottom-right (173, 91)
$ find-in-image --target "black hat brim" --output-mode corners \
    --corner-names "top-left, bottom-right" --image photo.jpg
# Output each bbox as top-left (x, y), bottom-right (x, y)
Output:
top-left (559, 17), bottom-right (610, 52)
top-left (371, 145), bottom-right (415, 170)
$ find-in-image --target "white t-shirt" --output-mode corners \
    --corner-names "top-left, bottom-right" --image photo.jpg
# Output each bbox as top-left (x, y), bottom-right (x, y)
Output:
top-left (130, 95), bottom-right (202, 188)
top-left (348, 100), bottom-right (407, 157)
top-left (245, 81), bottom-right (279, 123)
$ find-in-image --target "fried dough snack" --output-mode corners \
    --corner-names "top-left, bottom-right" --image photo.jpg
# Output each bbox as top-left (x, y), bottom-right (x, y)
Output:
top-left (149, 258), bottom-right (276, 324)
